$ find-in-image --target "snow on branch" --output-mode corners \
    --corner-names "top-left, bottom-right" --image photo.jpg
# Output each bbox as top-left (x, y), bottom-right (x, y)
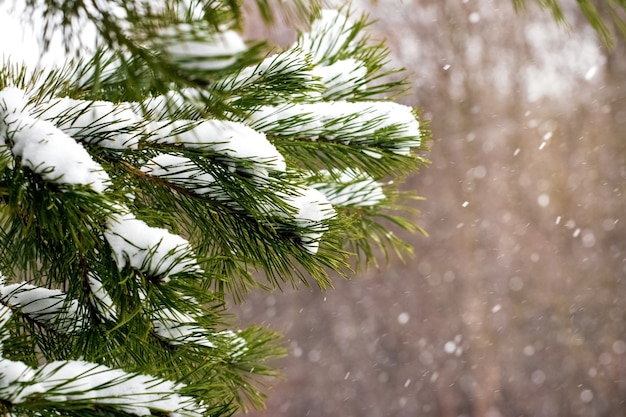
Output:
top-left (297, 9), bottom-right (357, 64)
top-left (247, 100), bottom-right (421, 155)
top-left (0, 359), bottom-right (206, 416)
top-left (279, 186), bottom-right (336, 254)
top-left (0, 281), bottom-right (85, 333)
top-left (155, 23), bottom-right (247, 71)
top-left (139, 89), bottom-right (205, 120)
top-left (215, 48), bottom-right (321, 99)
top-left (310, 169), bottom-right (386, 207)
top-left (311, 58), bottom-right (368, 100)
top-left (29, 90), bottom-right (287, 181)
top-left (87, 273), bottom-right (118, 321)
top-left (104, 210), bottom-right (202, 281)
top-left (140, 153), bottom-right (338, 253)
top-left (141, 153), bottom-right (223, 196)
top-left (0, 87), bottom-right (111, 192)
top-left (152, 306), bottom-right (215, 347)
top-left (31, 96), bottom-right (144, 149)
top-left (146, 118), bottom-right (286, 177)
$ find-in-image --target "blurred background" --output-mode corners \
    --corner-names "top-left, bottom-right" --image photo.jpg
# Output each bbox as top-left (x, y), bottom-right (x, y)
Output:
top-left (237, 1), bottom-right (626, 416)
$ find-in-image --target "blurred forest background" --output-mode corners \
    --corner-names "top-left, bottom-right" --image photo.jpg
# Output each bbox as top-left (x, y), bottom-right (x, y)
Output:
top-left (236, 1), bottom-right (626, 416)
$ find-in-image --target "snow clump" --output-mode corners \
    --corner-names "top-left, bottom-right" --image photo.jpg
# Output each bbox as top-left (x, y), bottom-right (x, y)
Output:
top-left (0, 87), bottom-right (111, 192)
top-left (104, 210), bottom-right (201, 281)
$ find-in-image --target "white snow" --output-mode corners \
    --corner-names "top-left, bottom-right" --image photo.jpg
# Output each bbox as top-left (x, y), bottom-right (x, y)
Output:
top-left (397, 312), bottom-right (410, 325)
top-left (443, 341), bottom-right (456, 354)
top-left (0, 358), bottom-right (44, 403)
top-left (0, 87), bottom-right (111, 192)
top-left (248, 101), bottom-right (421, 155)
top-left (310, 169), bottom-right (385, 207)
top-left (104, 211), bottom-right (201, 281)
top-left (298, 10), bottom-right (354, 64)
top-left (87, 273), bottom-right (117, 321)
top-left (152, 307), bottom-right (215, 347)
top-left (311, 58), bottom-right (368, 99)
top-left (157, 24), bottom-right (246, 71)
top-left (32, 97), bottom-right (144, 149)
top-left (0, 282), bottom-right (84, 333)
top-left (581, 230), bottom-right (596, 248)
top-left (216, 330), bottom-right (249, 359)
top-left (537, 193), bottom-right (550, 207)
top-left (141, 153), bottom-right (221, 195)
top-left (223, 48), bottom-right (316, 92)
top-left (282, 186), bottom-right (336, 254)
top-left (580, 389), bottom-right (594, 403)
top-left (585, 65), bottom-right (598, 80)
top-left (0, 359), bottom-right (206, 416)
top-left (147, 119), bottom-right (286, 177)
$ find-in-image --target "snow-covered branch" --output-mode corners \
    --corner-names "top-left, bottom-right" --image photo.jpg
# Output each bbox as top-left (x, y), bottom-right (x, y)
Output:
top-left (310, 169), bottom-right (386, 207)
top-left (247, 100), bottom-right (421, 155)
top-left (0, 358), bottom-right (206, 416)
top-left (0, 87), bottom-right (111, 192)
top-left (0, 281), bottom-right (85, 333)
top-left (104, 211), bottom-right (202, 281)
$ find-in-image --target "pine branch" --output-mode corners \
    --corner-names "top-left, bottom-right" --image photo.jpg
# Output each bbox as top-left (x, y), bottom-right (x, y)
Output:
top-left (514, 0), bottom-right (624, 47)
top-left (0, 3), bottom-right (428, 416)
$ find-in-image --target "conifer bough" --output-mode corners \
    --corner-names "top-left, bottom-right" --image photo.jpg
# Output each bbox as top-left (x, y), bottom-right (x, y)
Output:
top-left (0, 2), bottom-right (428, 416)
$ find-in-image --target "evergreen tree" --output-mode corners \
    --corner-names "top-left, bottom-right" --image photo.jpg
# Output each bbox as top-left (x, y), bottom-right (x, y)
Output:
top-left (0, 1), bottom-right (427, 416)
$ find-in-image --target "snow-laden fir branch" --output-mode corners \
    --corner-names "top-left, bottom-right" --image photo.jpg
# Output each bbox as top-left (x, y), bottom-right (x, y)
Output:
top-left (0, 87), bottom-right (111, 192)
top-left (247, 100), bottom-right (421, 155)
top-left (30, 90), bottom-right (288, 178)
top-left (219, 48), bottom-right (313, 91)
top-left (0, 281), bottom-right (85, 333)
top-left (212, 48), bottom-right (323, 102)
top-left (310, 168), bottom-right (385, 207)
top-left (31, 96), bottom-right (144, 149)
top-left (152, 305), bottom-right (215, 347)
top-left (104, 210), bottom-right (202, 281)
top-left (0, 308), bottom-right (206, 415)
top-left (145, 118), bottom-right (286, 178)
top-left (294, 9), bottom-right (406, 101)
top-left (276, 186), bottom-right (336, 254)
top-left (155, 23), bottom-right (247, 71)
top-left (311, 58), bottom-right (368, 100)
top-left (297, 9), bottom-right (357, 65)
top-left (0, 275), bottom-right (230, 352)
top-left (17, 84), bottom-right (338, 255)
top-left (0, 273), bottom-right (117, 331)
top-left (141, 153), bottom-right (224, 196)
top-left (0, 358), bottom-right (206, 416)
top-left (141, 152), bottom-right (336, 253)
